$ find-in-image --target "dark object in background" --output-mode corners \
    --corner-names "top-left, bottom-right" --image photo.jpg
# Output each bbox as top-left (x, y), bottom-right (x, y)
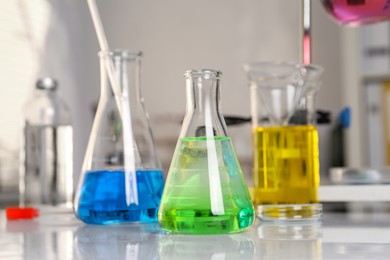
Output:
top-left (331, 107), bottom-right (351, 167)
top-left (224, 110), bottom-right (331, 126)
top-left (223, 116), bottom-right (251, 126)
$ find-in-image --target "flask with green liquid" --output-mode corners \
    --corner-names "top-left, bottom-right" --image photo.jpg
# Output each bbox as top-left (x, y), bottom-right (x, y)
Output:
top-left (158, 69), bottom-right (254, 234)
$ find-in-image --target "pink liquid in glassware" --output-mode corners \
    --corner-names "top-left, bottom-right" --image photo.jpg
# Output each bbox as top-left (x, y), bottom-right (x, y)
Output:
top-left (321, 0), bottom-right (390, 26)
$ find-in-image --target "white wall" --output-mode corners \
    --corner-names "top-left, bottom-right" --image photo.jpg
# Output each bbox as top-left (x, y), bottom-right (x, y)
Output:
top-left (81, 0), bottom-right (344, 177)
top-left (0, 0), bottom-right (346, 195)
top-left (0, 1), bottom-right (91, 195)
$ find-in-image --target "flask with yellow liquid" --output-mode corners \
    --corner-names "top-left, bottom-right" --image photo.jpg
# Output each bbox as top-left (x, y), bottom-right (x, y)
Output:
top-left (243, 62), bottom-right (323, 221)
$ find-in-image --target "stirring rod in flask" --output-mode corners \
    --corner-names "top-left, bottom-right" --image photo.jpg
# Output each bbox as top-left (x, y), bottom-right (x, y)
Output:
top-left (86, 0), bottom-right (138, 205)
top-left (204, 89), bottom-right (225, 215)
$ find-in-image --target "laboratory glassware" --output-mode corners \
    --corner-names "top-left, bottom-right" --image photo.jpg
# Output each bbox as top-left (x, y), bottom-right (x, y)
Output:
top-left (243, 62), bottom-right (323, 221)
top-left (321, 0), bottom-right (390, 26)
top-left (158, 69), bottom-right (255, 234)
top-left (20, 77), bottom-right (73, 207)
top-left (74, 50), bottom-right (164, 224)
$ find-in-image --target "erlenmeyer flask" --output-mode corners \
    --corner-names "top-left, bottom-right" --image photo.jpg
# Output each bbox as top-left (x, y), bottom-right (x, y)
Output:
top-left (158, 69), bottom-right (254, 234)
top-left (74, 50), bottom-right (164, 224)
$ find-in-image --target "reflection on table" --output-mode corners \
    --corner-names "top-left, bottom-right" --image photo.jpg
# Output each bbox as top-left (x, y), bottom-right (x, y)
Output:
top-left (1, 209), bottom-right (390, 259)
top-left (253, 221), bottom-right (322, 259)
top-left (75, 223), bottom-right (163, 259)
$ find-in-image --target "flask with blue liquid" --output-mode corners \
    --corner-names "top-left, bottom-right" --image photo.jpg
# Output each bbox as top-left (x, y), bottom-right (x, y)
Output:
top-left (74, 50), bottom-right (164, 224)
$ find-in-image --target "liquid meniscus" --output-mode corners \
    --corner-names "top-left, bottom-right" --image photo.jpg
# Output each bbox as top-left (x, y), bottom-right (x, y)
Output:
top-left (75, 169), bottom-right (164, 224)
top-left (252, 125), bottom-right (320, 205)
top-left (158, 136), bottom-right (254, 234)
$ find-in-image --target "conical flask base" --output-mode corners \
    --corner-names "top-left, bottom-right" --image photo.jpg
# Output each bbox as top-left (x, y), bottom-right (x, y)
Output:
top-left (76, 169), bottom-right (164, 224)
top-left (158, 137), bottom-right (254, 234)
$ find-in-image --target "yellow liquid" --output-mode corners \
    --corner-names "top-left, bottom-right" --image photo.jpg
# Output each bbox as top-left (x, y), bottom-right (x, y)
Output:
top-left (252, 125), bottom-right (319, 205)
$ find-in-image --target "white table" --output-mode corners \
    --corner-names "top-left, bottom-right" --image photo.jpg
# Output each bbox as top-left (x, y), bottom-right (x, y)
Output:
top-left (1, 208), bottom-right (390, 259)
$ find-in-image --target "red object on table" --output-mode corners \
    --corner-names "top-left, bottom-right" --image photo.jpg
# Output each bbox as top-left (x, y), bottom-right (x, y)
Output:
top-left (6, 207), bottom-right (39, 220)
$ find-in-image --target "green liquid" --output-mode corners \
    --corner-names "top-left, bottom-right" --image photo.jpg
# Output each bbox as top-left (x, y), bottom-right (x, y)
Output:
top-left (158, 136), bottom-right (254, 234)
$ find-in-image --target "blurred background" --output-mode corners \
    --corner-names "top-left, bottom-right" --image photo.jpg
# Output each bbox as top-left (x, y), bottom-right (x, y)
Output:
top-left (0, 0), bottom-right (389, 209)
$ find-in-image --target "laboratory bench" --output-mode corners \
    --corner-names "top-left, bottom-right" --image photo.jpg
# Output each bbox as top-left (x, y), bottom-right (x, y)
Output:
top-left (0, 207), bottom-right (390, 260)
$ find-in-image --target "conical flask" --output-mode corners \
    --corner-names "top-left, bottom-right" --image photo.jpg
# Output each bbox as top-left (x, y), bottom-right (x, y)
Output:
top-left (158, 69), bottom-right (254, 234)
top-left (74, 50), bottom-right (164, 224)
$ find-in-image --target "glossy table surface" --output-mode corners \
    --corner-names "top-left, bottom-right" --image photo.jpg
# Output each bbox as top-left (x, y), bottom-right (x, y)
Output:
top-left (1, 208), bottom-right (390, 260)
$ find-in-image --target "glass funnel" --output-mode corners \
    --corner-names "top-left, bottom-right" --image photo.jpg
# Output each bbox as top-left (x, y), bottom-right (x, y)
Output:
top-left (74, 50), bottom-right (164, 224)
top-left (158, 69), bottom-right (254, 234)
top-left (243, 62), bottom-right (323, 222)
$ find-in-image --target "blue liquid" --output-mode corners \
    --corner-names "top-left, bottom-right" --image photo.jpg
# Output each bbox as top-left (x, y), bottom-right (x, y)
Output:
top-left (75, 169), bottom-right (164, 224)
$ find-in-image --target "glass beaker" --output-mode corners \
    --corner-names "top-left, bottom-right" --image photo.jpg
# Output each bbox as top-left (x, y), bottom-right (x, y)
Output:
top-left (243, 62), bottom-right (323, 221)
top-left (74, 50), bottom-right (164, 224)
top-left (158, 69), bottom-right (255, 234)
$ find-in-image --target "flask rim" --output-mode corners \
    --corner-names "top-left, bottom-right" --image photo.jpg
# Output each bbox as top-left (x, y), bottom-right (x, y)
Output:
top-left (98, 49), bottom-right (143, 60)
top-left (242, 61), bottom-right (323, 83)
top-left (184, 69), bottom-right (222, 80)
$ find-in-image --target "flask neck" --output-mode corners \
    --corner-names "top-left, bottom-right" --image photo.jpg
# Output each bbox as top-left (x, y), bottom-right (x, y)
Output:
top-left (99, 50), bottom-right (143, 104)
top-left (34, 88), bottom-right (57, 98)
top-left (182, 70), bottom-right (228, 138)
top-left (186, 74), bottom-right (221, 115)
top-left (93, 50), bottom-right (161, 171)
